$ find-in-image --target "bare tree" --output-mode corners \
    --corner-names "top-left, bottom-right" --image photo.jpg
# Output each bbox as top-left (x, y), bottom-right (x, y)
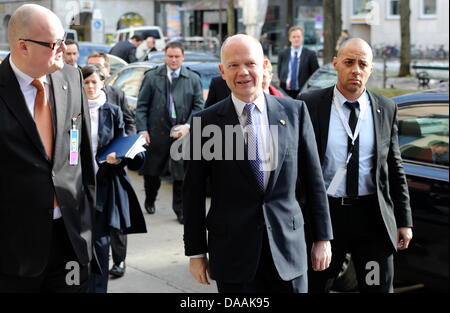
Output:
top-left (227, 0), bottom-right (235, 38)
top-left (399, 0), bottom-right (411, 76)
top-left (323, 0), bottom-right (342, 63)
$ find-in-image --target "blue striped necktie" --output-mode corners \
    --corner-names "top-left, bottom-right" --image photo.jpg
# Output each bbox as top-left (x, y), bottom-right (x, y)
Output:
top-left (290, 51), bottom-right (299, 90)
top-left (245, 103), bottom-right (264, 192)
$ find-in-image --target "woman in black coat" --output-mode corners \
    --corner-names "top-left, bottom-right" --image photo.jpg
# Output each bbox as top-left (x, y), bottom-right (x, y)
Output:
top-left (82, 65), bottom-right (147, 293)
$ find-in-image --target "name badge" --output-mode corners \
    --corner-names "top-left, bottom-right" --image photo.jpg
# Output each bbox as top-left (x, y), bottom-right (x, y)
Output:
top-left (69, 117), bottom-right (79, 165)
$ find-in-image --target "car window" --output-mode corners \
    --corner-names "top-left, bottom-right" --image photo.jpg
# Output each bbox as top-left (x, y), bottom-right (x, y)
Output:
top-left (398, 104), bottom-right (449, 166)
top-left (135, 30), bottom-right (161, 40)
top-left (112, 67), bottom-right (147, 99)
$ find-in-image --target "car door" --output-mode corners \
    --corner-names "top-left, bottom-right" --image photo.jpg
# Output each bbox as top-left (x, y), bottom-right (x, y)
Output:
top-left (395, 103), bottom-right (449, 292)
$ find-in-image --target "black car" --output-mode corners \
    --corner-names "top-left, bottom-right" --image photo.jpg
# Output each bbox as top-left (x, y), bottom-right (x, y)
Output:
top-left (334, 90), bottom-right (449, 292)
top-left (107, 61), bottom-right (221, 112)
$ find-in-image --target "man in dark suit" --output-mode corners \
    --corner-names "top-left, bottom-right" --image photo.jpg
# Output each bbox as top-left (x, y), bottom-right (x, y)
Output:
top-left (183, 34), bottom-right (333, 293)
top-left (136, 41), bottom-right (204, 224)
top-left (109, 35), bottom-right (142, 63)
top-left (277, 26), bottom-right (319, 99)
top-left (87, 52), bottom-right (136, 278)
top-left (63, 39), bottom-right (81, 69)
top-left (0, 4), bottom-right (96, 292)
top-left (298, 38), bottom-right (413, 293)
top-left (204, 75), bottom-right (231, 108)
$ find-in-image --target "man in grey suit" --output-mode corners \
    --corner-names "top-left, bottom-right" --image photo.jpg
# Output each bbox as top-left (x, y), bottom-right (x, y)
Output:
top-left (0, 4), bottom-right (96, 292)
top-left (136, 41), bottom-right (204, 224)
top-left (298, 38), bottom-right (413, 293)
top-left (183, 34), bottom-right (332, 293)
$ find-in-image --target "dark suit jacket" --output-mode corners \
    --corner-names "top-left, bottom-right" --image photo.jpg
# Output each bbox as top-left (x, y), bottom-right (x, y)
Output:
top-left (0, 58), bottom-right (96, 277)
top-left (183, 94), bottom-right (333, 283)
top-left (136, 65), bottom-right (204, 179)
top-left (277, 47), bottom-right (319, 92)
top-left (298, 87), bottom-right (413, 250)
top-left (93, 102), bottom-right (146, 237)
top-left (104, 85), bottom-right (136, 135)
top-left (204, 76), bottom-right (231, 108)
top-left (109, 40), bottom-right (138, 63)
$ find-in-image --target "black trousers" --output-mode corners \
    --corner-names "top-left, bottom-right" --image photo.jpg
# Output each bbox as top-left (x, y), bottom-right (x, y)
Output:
top-left (308, 196), bottom-right (394, 293)
top-left (110, 228), bottom-right (127, 265)
top-left (0, 218), bottom-right (88, 293)
top-left (144, 175), bottom-right (183, 218)
top-left (216, 230), bottom-right (307, 293)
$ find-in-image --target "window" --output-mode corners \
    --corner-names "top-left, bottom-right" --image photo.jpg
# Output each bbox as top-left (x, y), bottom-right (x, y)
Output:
top-left (420, 0), bottom-right (437, 18)
top-left (398, 104), bottom-right (449, 166)
top-left (387, 0), bottom-right (400, 18)
top-left (353, 0), bottom-right (372, 16)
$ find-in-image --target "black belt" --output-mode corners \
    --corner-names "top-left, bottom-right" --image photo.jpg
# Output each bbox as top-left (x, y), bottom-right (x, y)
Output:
top-left (328, 194), bottom-right (377, 206)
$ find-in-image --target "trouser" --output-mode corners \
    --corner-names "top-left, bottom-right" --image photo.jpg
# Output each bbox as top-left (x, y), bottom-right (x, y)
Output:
top-left (308, 195), bottom-right (394, 293)
top-left (89, 235), bottom-right (110, 293)
top-left (0, 218), bottom-right (88, 293)
top-left (216, 229), bottom-right (307, 293)
top-left (110, 228), bottom-right (127, 265)
top-left (144, 175), bottom-right (183, 218)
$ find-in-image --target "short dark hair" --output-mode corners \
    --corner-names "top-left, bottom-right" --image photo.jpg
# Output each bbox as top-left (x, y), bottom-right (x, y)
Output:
top-left (81, 64), bottom-right (106, 81)
top-left (87, 52), bottom-right (110, 68)
top-left (65, 39), bottom-right (79, 50)
top-left (130, 35), bottom-right (142, 42)
top-left (165, 41), bottom-right (184, 54)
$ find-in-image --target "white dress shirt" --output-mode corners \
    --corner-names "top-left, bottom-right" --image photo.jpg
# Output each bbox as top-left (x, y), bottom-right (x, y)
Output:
top-left (323, 86), bottom-right (376, 197)
top-left (9, 58), bottom-right (62, 219)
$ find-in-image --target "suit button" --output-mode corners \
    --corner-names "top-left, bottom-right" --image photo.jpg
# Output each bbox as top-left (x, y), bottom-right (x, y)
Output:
top-left (52, 171), bottom-right (56, 178)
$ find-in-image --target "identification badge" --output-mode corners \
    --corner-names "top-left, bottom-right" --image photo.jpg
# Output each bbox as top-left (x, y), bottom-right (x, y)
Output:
top-left (69, 126), bottom-right (79, 166)
top-left (327, 166), bottom-right (346, 196)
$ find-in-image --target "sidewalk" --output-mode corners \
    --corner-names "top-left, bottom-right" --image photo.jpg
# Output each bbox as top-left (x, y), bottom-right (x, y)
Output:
top-left (108, 170), bottom-right (215, 293)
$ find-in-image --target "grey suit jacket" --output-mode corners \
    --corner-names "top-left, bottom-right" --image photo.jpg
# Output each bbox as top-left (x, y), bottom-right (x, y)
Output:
top-left (183, 94), bottom-right (333, 283)
top-left (298, 87), bottom-right (413, 250)
top-left (0, 58), bottom-right (96, 277)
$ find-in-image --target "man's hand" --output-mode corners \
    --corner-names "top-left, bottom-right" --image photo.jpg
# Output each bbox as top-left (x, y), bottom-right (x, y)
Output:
top-left (140, 131), bottom-right (150, 146)
top-left (189, 257), bottom-right (211, 285)
top-left (311, 240), bottom-right (332, 271)
top-left (397, 227), bottom-right (413, 250)
top-left (106, 152), bottom-right (121, 165)
top-left (170, 125), bottom-right (189, 139)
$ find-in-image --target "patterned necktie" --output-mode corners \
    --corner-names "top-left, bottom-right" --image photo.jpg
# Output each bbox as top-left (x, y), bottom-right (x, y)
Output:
top-left (168, 70), bottom-right (178, 126)
top-left (344, 101), bottom-right (360, 198)
top-left (31, 79), bottom-right (53, 159)
top-left (290, 51), bottom-right (299, 90)
top-left (245, 103), bottom-right (264, 192)
top-left (31, 79), bottom-right (58, 209)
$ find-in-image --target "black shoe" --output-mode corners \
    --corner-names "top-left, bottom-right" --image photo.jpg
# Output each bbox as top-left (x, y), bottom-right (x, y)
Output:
top-left (109, 261), bottom-right (126, 278)
top-left (145, 200), bottom-right (155, 214)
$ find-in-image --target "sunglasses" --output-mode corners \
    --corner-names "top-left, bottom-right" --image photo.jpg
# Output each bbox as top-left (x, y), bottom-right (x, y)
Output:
top-left (19, 33), bottom-right (67, 51)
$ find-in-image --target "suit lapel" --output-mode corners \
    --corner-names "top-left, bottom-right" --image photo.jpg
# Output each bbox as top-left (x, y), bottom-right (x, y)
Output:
top-left (318, 87), bottom-right (334, 162)
top-left (0, 58), bottom-right (49, 160)
top-left (367, 91), bottom-right (383, 171)
top-left (265, 94), bottom-right (287, 194)
top-left (49, 70), bottom-right (69, 163)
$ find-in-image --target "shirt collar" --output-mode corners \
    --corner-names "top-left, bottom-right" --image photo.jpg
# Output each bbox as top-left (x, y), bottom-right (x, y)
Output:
top-left (232, 92), bottom-right (266, 119)
top-left (167, 65), bottom-right (181, 78)
top-left (333, 85), bottom-right (369, 111)
top-left (291, 46), bottom-right (303, 56)
top-left (10, 57), bottom-right (48, 88)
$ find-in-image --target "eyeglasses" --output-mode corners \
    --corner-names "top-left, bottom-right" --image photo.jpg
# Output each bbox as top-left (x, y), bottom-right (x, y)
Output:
top-left (19, 33), bottom-right (67, 51)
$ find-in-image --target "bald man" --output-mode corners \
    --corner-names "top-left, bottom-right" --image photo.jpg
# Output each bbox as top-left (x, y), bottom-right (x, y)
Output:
top-left (297, 38), bottom-right (413, 292)
top-left (183, 34), bottom-right (332, 293)
top-left (0, 4), bottom-right (96, 292)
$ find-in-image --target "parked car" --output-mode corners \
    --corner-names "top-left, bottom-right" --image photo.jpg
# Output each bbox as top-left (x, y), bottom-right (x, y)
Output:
top-left (334, 89), bottom-right (449, 293)
top-left (106, 55), bottom-right (221, 112)
top-left (106, 54), bottom-right (128, 77)
top-left (299, 62), bottom-right (336, 95)
top-left (77, 42), bottom-right (111, 67)
top-left (144, 50), bottom-right (220, 63)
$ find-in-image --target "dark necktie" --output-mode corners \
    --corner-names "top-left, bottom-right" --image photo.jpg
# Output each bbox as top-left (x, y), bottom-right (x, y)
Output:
top-left (245, 103), bottom-right (264, 192)
top-left (345, 101), bottom-right (360, 198)
top-left (168, 70), bottom-right (178, 126)
top-left (290, 51), bottom-right (299, 90)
